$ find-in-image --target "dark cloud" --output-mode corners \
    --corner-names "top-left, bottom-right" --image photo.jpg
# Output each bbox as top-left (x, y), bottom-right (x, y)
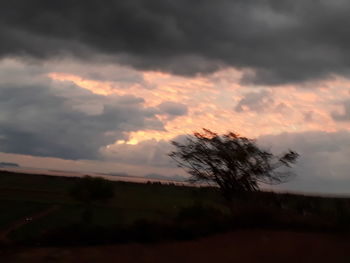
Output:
top-left (0, 82), bottom-right (163, 160)
top-left (2, 1), bottom-right (350, 84)
top-left (259, 131), bottom-right (350, 194)
top-left (158, 101), bottom-right (188, 118)
top-left (234, 90), bottom-right (273, 112)
top-left (49, 59), bottom-right (145, 84)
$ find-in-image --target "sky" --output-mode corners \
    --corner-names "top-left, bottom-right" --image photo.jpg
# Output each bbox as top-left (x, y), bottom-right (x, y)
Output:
top-left (1, 0), bottom-right (350, 194)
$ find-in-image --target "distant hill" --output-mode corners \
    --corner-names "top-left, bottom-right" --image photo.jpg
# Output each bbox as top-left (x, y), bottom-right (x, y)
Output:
top-left (107, 172), bottom-right (187, 182)
top-left (144, 173), bottom-right (187, 182)
top-left (107, 172), bottom-right (132, 177)
top-left (0, 162), bottom-right (20, 168)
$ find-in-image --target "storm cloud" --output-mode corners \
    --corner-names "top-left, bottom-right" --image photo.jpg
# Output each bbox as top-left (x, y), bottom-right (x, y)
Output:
top-left (158, 101), bottom-right (188, 118)
top-left (259, 130), bottom-right (350, 194)
top-left (2, 0), bottom-right (350, 84)
top-left (0, 77), bottom-right (163, 160)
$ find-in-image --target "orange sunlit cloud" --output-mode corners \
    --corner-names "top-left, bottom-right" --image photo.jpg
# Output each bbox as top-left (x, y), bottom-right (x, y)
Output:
top-left (49, 73), bottom-right (115, 95)
top-left (49, 68), bottom-right (350, 149)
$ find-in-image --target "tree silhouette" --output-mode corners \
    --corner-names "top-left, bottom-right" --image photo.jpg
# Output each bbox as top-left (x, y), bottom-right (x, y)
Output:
top-left (170, 129), bottom-right (299, 201)
top-left (70, 176), bottom-right (115, 223)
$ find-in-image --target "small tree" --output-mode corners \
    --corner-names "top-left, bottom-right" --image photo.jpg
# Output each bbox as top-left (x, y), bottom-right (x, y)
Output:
top-left (170, 129), bottom-right (298, 201)
top-left (70, 176), bottom-right (115, 223)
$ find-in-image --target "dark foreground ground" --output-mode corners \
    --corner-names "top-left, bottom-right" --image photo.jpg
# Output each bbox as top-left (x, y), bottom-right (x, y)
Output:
top-left (1, 230), bottom-right (349, 263)
top-left (1, 171), bottom-right (350, 262)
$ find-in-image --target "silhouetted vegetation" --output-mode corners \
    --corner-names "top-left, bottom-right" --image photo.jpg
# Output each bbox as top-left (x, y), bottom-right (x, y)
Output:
top-left (69, 176), bottom-right (115, 203)
top-left (1, 171), bottom-right (350, 247)
top-left (69, 176), bottom-right (115, 223)
top-left (170, 129), bottom-right (299, 202)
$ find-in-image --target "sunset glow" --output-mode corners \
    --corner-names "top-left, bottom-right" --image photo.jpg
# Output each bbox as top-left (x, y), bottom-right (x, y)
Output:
top-left (48, 69), bottom-right (350, 149)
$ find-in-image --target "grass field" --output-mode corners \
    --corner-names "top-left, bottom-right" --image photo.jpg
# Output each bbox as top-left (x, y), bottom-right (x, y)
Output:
top-left (0, 171), bottom-right (349, 245)
top-left (0, 171), bottom-right (224, 243)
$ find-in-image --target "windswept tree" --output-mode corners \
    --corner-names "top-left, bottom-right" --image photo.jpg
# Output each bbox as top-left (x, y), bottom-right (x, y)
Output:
top-left (170, 129), bottom-right (299, 201)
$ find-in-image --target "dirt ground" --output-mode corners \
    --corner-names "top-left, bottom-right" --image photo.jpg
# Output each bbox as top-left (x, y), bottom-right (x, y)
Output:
top-left (1, 229), bottom-right (349, 263)
top-left (0, 205), bottom-right (60, 243)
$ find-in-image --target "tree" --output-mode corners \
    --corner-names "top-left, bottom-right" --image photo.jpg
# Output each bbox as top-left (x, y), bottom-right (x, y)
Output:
top-left (70, 176), bottom-right (115, 223)
top-left (169, 129), bottom-right (299, 201)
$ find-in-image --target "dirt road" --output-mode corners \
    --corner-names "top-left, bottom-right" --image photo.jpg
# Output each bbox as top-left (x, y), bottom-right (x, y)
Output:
top-left (1, 229), bottom-right (349, 263)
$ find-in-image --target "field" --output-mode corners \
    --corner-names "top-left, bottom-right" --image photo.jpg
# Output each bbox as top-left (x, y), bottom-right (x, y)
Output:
top-left (0, 171), bottom-right (223, 243)
top-left (0, 170), bottom-right (350, 262)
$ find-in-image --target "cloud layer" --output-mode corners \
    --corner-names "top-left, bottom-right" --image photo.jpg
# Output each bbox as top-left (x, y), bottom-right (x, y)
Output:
top-left (259, 130), bottom-right (350, 194)
top-left (0, 62), bottom-right (164, 159)
top-left (3, 0), bottom-right (350, 84)
top-left (1, 0), bottom-right (350, 195)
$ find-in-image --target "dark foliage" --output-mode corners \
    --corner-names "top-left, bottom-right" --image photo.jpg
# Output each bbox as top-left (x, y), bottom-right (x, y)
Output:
top-left (69, 176), bottom-right (115, 203)
top-left (69, 176), bottom-right (115, 223)
top-left (32, 205), bottom-right (231, 246)
top-left (27, 199), bottom-right (350, 247)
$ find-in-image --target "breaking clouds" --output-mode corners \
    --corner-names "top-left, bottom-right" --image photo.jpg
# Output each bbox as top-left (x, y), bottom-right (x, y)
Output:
top-left (1, 1), bottom-right (350, 195)
top-left (0, 62), bottom-right (164, 159)
top-left (2, 0), bottom-right (350, 84)
top-left (235, 90), bottom-right (273, 112)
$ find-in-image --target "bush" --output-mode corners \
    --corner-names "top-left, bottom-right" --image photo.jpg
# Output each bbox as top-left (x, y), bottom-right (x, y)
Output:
top-left (69, 176), bottom-right (115, 203)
